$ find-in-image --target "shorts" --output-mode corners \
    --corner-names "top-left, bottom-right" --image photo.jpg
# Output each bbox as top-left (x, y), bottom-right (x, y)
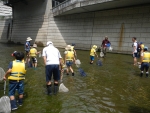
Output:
top-left (9, 80), bottom-right (24, 96)
top-left (133, 53), bottom-right (138, 58)
top-left (66, 60), bottom-right (73, 67)
top-left (31, 57), bottom-right (37, 63)
top-left (90, 56), bottom-right (95, 61)
top-left (141, 62), bottom-right (149, 71)
top-left (45, 65), bottom-right (60, 82)
top-left (25, 50), bottom-right (30, 56)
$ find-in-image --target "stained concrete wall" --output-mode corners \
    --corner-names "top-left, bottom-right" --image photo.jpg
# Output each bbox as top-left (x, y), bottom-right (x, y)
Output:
top-left (0, 1), bottom-right (12, 43)
top-left (5, 0), bottom-right (150, 54)
top-left (48, 5), bottom-right (150, 53)
top-left (0, 16), bottom-right (12, 42)
top-left (11, 0), bottom-right (51, 45)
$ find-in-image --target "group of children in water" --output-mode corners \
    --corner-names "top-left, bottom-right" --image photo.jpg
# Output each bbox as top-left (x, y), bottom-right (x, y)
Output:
top-left (132, 37), bottom-right (150, 77)
top-left (2, 36), bottom-right (80, 111)
top-left (5, 36), bottom-right (150, 111)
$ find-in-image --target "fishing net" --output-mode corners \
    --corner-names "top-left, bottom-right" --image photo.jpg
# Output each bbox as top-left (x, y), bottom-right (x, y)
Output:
top-left (100, 52), bottom-right (104, 57)
top-left (0, 96), bottom-right (11, 113)
top-left (97, 60), bottom-right (102, 66)
top-left (0, 67), bottom-right (11, 113)
top-left (59, 83), bottom-right (69, 92)
top-left (39, 53), bottom-right (41, 57)
top-left (75, 59), bottom-right (81, 67)
top-left (78, 68), bottom-right (87, 76)
top-left (109, 46), bottom-right (113, 51)
top-left (0, 67), bottom-right (5, 81)
top-left (75, 59), bottom-right (81, 65)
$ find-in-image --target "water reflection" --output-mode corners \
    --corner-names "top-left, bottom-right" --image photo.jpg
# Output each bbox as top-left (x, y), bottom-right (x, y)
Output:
top-left (0, 43), bottom-right (150, 113)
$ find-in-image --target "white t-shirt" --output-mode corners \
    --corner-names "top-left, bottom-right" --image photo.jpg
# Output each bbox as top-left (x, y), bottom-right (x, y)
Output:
top-left (133, 41), bottom-right (137, 53)
top-left (42, 45), bottom-right (62, 65)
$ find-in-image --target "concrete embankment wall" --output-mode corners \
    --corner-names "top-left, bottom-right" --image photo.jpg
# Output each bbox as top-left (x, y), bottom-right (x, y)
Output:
top-left (0, 16), bottom-right (12, 43)
top-left (4, 0), bottom-right (150, 54)
top-left (48, 5), bottom-right (150, 53)
top-left (10, 0), bottom-right (50, 46)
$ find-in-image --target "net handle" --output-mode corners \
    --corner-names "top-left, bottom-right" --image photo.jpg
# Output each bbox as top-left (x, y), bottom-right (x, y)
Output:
top-left (4, 80), bottom-right (6, 95)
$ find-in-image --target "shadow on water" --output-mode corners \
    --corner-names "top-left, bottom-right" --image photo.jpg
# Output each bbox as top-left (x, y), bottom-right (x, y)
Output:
top-left (129, 106), bottom-right (150, 113)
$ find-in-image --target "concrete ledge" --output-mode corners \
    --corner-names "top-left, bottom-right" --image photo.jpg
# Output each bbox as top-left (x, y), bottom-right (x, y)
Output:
top-left (53, 0), bottom-right (150, 16)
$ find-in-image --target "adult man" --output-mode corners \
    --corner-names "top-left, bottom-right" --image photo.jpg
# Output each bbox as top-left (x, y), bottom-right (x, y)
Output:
top-left (132, 37), bottom-right (138, 65)
top-left (101, 36), bottom-right (111, 56)
top-left (42, 41), bottom-right (62, 95)
top-left (140, 47), bottom-right (150, 77)
top-left (25, 37), bottom-right (32, 64)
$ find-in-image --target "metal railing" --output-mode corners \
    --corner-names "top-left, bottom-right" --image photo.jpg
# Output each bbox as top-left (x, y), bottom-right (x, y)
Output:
top-left (52, 0), bottom-right (85, 13)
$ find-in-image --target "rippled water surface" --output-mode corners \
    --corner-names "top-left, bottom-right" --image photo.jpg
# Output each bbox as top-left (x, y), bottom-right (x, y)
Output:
top-left (0, 43), bottom-right (150, 113)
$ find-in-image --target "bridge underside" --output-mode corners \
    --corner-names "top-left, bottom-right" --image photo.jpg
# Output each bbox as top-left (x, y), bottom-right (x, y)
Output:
top-left (53, 0), bottom-right (150, 16)
top-left (3, 0), bottom-right (28, 7)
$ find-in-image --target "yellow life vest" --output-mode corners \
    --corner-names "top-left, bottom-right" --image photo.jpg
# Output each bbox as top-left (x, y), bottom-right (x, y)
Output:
top-left (30, 48), bottom-right (37, 57)
top-left (141, 44), bottom-right (144, 50)
top-left (8, 60), bottom-right (26, 81)
top-left (71, 46), bottom-right (74, 51)
top-left (66, 51), bottom-right (74, 61)
top-left (90, 48), bottom-right (96, 56)
top-left (142, 52), bottom-right (150, 63)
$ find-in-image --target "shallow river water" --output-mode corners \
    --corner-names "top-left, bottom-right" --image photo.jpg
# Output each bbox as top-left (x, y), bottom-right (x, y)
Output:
top-left (0, 43), bottom-right (150, 113)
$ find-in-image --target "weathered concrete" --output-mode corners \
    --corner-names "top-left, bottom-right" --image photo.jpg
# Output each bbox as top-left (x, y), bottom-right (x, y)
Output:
top-left (0, 1), bottom-right (12, 43)
top-left (48, 5), bottom-right (150, 53)
top-left (1, 0), bottom-right (150, 54)
top-left (0, 16), bottom-right (12, 42)
top-left (10, 0), bottom-right (51, 45)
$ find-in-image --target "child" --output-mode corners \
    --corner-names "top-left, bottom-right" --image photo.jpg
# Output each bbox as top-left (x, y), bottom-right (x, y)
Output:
top-left (90, 45), bottom-right (98, 64)
top-left (25, 37), bottom-right (32, 64)
top-left (64, 45), bottom-right (75, 76)
top-left (29, 44), bottom-right (41, 69)
top-left (11, 51), bottom-right (17, 57)
top-left (11, 51), bottom-right (25, 62)
top-left (59, 58), bottom-right (66, 82)
top-left (140, 47), bottom-right (150, 77)
top-left (71, 43), bottom-right (77, 59)
top-left (3, 52), bottom-right (26, 111)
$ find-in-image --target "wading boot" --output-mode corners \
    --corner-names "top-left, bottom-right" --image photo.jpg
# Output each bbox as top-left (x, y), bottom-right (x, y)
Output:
top-left (47, 85), bottom-right (52, 95)
top-left (140, 73), bottom-right (143, 77)
top-left (10, 100), bottom-right (18, 111)
top-left (72, 72), bottom-right (74, 76)
top-left (54, 83), bottom-right (58, 95)
top-left (18, 98), bottom-right (23, 106)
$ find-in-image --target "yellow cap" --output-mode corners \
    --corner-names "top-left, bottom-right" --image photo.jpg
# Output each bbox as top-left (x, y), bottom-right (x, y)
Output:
top-left (92, 45), bottom-right (97, 49)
